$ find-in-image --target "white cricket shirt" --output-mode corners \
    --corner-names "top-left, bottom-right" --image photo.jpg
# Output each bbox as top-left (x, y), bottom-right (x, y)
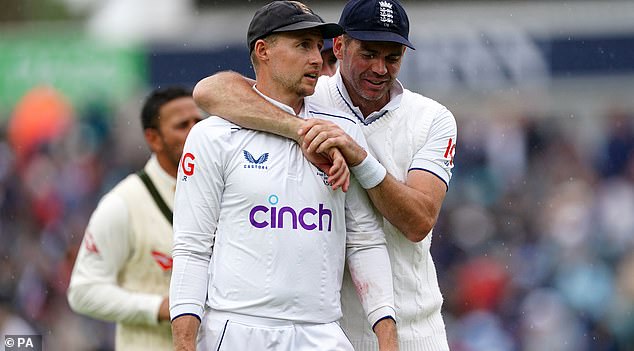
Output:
top-left (312, 71), bottom-right (457, 351)
top-left (170, 89), bottom-right (395, 326)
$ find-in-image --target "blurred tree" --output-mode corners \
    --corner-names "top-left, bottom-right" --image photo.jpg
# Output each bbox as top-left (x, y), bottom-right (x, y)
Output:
top-left (0, 0), bottom-right (76, 22)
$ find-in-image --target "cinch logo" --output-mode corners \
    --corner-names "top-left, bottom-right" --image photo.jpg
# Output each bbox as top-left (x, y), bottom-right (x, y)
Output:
top-left (243, 150), bottom-right (269, 170)
top-left (249, 194), bottom-right (332, 232)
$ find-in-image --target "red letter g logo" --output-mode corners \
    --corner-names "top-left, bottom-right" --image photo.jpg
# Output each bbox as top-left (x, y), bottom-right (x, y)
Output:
top-left (181, 152), bottom-right (195, 176)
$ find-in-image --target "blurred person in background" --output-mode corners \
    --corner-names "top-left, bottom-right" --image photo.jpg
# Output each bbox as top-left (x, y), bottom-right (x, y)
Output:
top-left (170, 1), bottom-right (397, 350)
top-left (190, 0), bottom-right (457, 350)
top-left (67, 86), bottom-right (203, 351)
top-left (320, 38), bottom-right (337, 77)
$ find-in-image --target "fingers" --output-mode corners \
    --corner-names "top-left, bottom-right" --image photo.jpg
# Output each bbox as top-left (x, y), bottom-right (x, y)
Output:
top-left (326, 149), bottom-right (350, 192)
top-left (298, 119), bottom-right (367, 166)
top-left (297, 118), bottom-right (329, 137)
top-left (305, 125), bottom-right (349, 157)
top-left (299, 119), bottom-right (344, 148)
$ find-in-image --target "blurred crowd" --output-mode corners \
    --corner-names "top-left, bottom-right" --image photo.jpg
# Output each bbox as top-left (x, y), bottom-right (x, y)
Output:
top-left (437, 108), bottom-right (634, 351)
top-left (1, 87), bottom-right (633, 350)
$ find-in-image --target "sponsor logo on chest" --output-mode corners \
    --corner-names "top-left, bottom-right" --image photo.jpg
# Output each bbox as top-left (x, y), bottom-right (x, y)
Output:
top-left (243, 149), bottom-right (269, 170)
top-left (249, 194), bottom-right (333, 232)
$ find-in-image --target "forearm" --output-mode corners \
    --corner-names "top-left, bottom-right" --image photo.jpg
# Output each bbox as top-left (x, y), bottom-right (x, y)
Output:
top-left (169, 250), bottom-right (210, 322)
top-left (193, 71), bottom-right (304, 140)
top-left (374, 317), bottom-right (399, 351)
top-left (345, 177), bottom-right (396, 327)
top-left (367, 174), bottom-right (442, 242)
top-left (172, 315), bottom-right (200, 351)
top-left (67, 283), bottom-right (164, 325)
top-left (346, 239), bottom-right (396, 327)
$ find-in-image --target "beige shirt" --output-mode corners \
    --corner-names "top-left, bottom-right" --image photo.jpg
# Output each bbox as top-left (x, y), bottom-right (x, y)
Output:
top-left (67, 155), bottom-right (175, 350)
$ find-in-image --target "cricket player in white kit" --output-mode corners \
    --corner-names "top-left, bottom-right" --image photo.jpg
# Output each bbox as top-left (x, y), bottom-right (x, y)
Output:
top-left (169, 2), bottom-right (398, 350)
top-left (68, 87), bottom-right (203, 350)
top-left (191, 0), bottom-right (458, 350)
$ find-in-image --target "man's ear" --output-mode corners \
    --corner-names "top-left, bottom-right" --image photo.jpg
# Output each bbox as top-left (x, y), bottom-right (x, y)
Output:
top-left (144, 128), bottom-right (162, 153)
top-left (254, 39), bottom-right (270, 63)
top-left (333, 35), bottom-right (344, 60)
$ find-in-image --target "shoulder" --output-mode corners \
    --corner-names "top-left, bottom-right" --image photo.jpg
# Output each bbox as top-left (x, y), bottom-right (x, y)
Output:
top-left (401, 89), bottom-right (456, 125)
top-left (315, 74), bottom-right (333, 92)
top-left (312, 75), bottom-right (335, 102)
top-left (305, 98), bottom-right (357, 129)
top-left (110, 173), bottom-right (143, 195)
top-left (190, 116), bottom-right (241, 136)
top-left (401, 89), bottom-right (447, 112)
top-left (90, 188), bottom-right (129, 225)
top-left (185, 116), bottom-right (244, 148)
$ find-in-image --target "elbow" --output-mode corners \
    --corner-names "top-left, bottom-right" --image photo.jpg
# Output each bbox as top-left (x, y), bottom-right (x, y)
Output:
top-left (192, 78), bottom-right (213, 110)
top-left (403, 219), bottom-right (434, 243)
top-left (192, 71), bottom-right (236, 109)
top-left (67, 286), bottom-right (83, 314)
top-left (67, 285), bottom-right (95, 317)
top-left (404, 230), bottom-right (428, 243)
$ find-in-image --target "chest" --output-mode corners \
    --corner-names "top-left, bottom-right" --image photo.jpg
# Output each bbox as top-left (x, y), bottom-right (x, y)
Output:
top-left (361, 114), bottom-right (419, 182)
top-left (224, 134), bottom-right (342, 210)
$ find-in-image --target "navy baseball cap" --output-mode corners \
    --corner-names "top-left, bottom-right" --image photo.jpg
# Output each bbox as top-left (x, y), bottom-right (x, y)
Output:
top-left (321, 38), bottom-right (333, 53)
top-left (248, 1), bottom-right (344, 52)
top-left (339, 0), bottom-right (415, 50)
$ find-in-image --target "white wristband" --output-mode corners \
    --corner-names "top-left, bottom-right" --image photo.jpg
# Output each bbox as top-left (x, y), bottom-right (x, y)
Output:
top-left (351, 153), bottom-right (387, 189)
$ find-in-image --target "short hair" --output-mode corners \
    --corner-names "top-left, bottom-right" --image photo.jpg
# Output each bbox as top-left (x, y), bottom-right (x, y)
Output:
top-left (250, 34), bottom-right (280, 71)
top-left (140, 86), bottom-right (192, 130)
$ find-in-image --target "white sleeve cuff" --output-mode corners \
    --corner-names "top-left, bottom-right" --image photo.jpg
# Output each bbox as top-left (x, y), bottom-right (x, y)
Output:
top-left (368, 306), bottom-right (397, 329)
top-left (170, 303), bottom-right (204, 322)
top-left (146, 294), bottom-right (166, 325)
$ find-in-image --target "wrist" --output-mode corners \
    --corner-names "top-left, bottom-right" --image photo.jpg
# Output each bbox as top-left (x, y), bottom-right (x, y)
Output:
top-left (373, 317), bottom-right (398, 350)
top-left (289, 118), bottom-right (307, 143)
top-left (372, 315), bottom-right (396, 332)
top-left (348, 147), bottom-right (367, 167)
top-left (350, 153), bottom-right (387, 189)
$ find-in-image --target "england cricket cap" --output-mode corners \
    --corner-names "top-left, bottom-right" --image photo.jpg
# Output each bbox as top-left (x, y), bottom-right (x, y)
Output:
top-left (339, 0), bottom-right (415, 50)
top-left (247, 1), bottom-right (344, 52)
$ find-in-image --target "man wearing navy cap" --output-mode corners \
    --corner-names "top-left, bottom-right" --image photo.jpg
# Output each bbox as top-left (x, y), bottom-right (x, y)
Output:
top-left (320, 38), bottom-right (337, 77)
top-left (170, 1), bottom-right (398, 351)
top-left (193, 0), bottom-right (456, 350)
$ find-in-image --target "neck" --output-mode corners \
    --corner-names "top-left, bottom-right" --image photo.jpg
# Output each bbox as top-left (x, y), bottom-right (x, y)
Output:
top-left (255, 82), bottom-right (304, 115)
top-left (155, 154), bottom-right (177, 178)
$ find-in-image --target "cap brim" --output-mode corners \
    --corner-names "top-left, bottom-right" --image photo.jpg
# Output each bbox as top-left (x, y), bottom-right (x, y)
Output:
top-left (345, 30), bottom-right (415, 50)
top-left (273, 22), bottom-right (344, 40)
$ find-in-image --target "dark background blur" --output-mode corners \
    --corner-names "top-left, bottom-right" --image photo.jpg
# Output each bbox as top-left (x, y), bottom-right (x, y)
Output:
top-left (2, 1), bottom-right (634, 350)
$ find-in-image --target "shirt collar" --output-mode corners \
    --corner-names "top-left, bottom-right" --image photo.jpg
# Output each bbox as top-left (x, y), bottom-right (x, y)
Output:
top-left (147, 154), bottom-right (176, 184)
top-left (333, 69), bottom-right (404, 124)
top-left (253, 85), bottom-right (306, 118)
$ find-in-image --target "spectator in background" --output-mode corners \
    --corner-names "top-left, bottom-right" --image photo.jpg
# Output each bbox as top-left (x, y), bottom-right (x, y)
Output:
top-left (67, 87), bottom-right (203, 351)
top-left (320, 38), bottom-right (337, 76)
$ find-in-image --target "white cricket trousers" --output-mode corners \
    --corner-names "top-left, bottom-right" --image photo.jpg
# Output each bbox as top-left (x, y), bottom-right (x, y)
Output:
top-left (197, 308), bottom-right (354, 351)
